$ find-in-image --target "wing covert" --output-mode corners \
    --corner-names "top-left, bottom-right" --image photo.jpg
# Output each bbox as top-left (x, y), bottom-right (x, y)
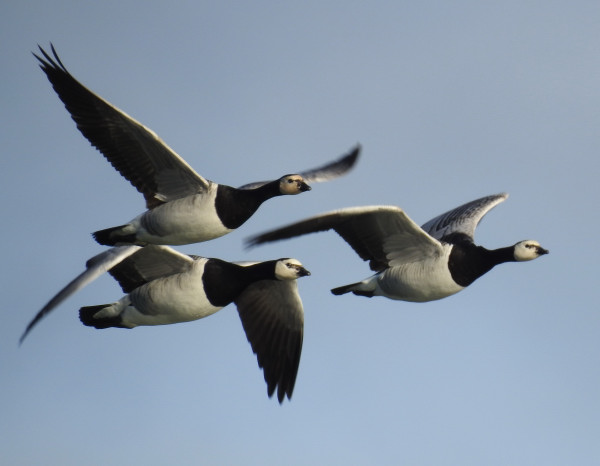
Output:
top-left (108, 245), bottom-right (195, 293)
top-left (247, 205), bottom-right (442, 271)
top-left (421, 193), bottom-right (508, 242)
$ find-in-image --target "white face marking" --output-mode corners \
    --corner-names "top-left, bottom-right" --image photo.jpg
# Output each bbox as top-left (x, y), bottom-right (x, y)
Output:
top-left (279, 175), bottom-right (310, 195)
top-left (513, 240), bottom-right (548, 261)
top-left (275, 258), bottom-right (310, 280)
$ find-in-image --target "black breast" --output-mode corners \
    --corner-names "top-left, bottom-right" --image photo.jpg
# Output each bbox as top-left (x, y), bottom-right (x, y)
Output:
top-left (202, 259), bottom-right (252, 307)
top-left (215, 185), bottom-right (273, 230)
top-left (445, 234), bottom-right (500, 287)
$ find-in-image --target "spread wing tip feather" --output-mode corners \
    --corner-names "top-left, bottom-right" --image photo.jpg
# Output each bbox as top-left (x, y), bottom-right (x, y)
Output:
top-left (34, 43), bottom-right (67, 73)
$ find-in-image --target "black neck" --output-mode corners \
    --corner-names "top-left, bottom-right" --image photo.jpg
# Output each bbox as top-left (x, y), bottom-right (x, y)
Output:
top-left (215, 181), bottom-right (282, 229)
top-left (447, 239), bottom-right (516, 287)
top-left (242, 260), bottom-right (279, 280)
top-left (202, 259), bottom-right (277, 307)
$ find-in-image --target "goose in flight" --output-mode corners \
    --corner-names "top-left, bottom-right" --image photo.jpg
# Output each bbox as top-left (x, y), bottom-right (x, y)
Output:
top-left (35, 44), bottom-right (360, 246)
top-left (26, 245), bottom-right (310, 403)
top-left (246, 193), bottom-right (548, 302)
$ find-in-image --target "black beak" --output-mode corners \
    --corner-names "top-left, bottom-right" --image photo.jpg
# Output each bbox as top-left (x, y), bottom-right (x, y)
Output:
top-left (298, 267), bottom-right (311, 277)
top-left (538, 247), bottom-right (549, 255)
top-left (299, 181), bottom-right (311, 192)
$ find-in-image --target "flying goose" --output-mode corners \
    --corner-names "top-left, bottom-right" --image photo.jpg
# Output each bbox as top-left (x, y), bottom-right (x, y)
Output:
top-left (27, 245), bottom-right (310, 403)
top-left (34, 45), bottom-right (360, 246)
top-left (246, 193), bottom-right (548, 302)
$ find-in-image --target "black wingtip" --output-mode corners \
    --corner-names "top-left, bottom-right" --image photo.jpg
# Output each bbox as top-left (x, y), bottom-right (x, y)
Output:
top-left (349, 142), bottom-right (362, 159)
top-left (18, 327), bottom-right (32, 346)
top-left (33, 42), bottom-right (69, 74)
top-left (244, 233), bottom-right (265, 250)
top-left (19, 301), bottom-right (54, 346)
top-left (267, 381), bottom-right (292, 404)
top-left (339, 143), bottom-right (361, 169)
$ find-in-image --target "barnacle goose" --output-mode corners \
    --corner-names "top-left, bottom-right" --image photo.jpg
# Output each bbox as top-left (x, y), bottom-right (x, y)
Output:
top-left (34, 45), bottom-right (360, 246)
top-left (25, 246), bottom-right (310, 403)
top-left (246, 193), bottom-right (548, 302)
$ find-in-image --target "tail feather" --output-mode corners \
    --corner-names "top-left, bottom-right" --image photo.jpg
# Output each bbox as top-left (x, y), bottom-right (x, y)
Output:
top-left (331, 282), bottom-right (375, 298)
top-left (79, 304), bottom-right (126, 329)
top-left (331, 282), bottom-right (359, 296)
top-left (93, 225), bottom-right (136, 246)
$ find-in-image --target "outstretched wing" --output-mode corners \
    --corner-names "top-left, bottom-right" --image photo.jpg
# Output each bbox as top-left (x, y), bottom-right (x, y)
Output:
top-left (108, 245), bottom-right (195, 293)
top-left (35, 44), bottom-right (209, 208)
top-left (421, 193), bottom-right (508, 242)
top-left (247, 205), bottom-right (443, 272)
top-left (235, 279), bottom-right (304, 403)
top-left (237, 144), bottom-right (360, 190)
top-left (20, 245), bottom-right (140, 344)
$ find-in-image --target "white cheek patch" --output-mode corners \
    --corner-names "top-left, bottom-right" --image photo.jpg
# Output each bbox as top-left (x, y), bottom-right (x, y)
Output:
top-left (280, 176), bottom-right (304, 195)
top-left (514, 240), bottom-right (544, 261)
top-left (276, 259), bottom-right (304, 280)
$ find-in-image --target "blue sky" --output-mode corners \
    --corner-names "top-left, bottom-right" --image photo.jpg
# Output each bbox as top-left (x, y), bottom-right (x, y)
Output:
top-left (2, 1), bottom-right (599, 465)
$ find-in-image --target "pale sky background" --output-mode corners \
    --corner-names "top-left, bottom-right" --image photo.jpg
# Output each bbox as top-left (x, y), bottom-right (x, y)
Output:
top-left (2, 1), bottom-right (599, 465)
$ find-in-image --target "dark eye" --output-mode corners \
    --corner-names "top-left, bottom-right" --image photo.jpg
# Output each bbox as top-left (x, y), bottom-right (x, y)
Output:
top-left (287, 179), bottom-right (294, 184)
top-left (525, 244), bottom-right (533, 249)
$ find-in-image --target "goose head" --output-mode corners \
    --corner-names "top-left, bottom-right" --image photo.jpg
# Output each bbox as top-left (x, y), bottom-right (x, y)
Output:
top-left (513, 240), bottom-right (549, 261)
top-left (278, 175), bottom-right (311, 195)
top-left (275, 258), bottom-right (311, 280)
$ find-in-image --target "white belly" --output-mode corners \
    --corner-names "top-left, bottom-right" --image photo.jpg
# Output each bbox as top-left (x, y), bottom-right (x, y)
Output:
top-left (376, 253), bottom-right (464, 302)
top-left (121, 259), bottom-right (223, 326)
top-left (134, 191), bottom-right (233, 245)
